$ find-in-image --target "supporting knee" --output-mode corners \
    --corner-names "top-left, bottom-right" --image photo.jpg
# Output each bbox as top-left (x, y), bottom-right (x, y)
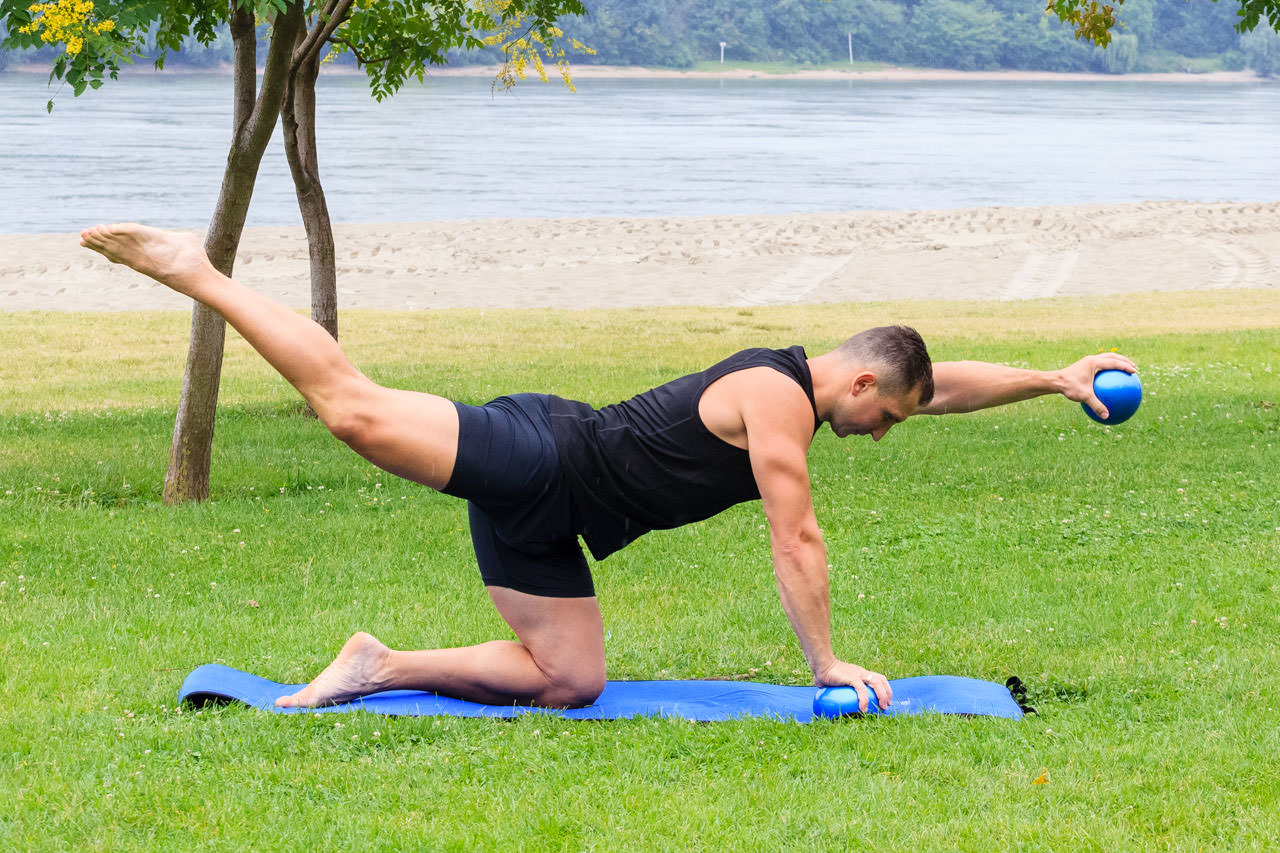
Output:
top-left (539, 672), bottom-right (606, 709)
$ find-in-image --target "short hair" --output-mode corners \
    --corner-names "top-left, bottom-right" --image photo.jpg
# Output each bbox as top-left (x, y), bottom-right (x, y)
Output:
top-left (835, 325), bottom-right (934, 406)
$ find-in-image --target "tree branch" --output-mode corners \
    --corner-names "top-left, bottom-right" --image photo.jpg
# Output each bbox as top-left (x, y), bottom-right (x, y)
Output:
top-left (228, 2), bottom-right (256, 128)
top-left (292, 0), bottom-right (356, 70)
top-left (245, 0), bottom-right (304, 147)
top-left (328, 34), bottom-right (390, 67)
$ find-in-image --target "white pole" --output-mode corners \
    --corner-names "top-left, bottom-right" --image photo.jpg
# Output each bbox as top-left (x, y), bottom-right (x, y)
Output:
top-left (848, 32), bottom-right (853, 64)
top-left (720, 42), bottom-right (726, 64)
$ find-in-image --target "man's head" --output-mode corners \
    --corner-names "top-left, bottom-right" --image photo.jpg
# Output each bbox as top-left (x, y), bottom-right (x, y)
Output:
top-left (835, 325), bottom-right (934, 406)
top-left (826, 326), bottom-right (933, 441)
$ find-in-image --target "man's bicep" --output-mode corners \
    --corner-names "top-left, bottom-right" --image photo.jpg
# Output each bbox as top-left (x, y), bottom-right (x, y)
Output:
top-left (746, 421), bottom-right (818, 537)
top-left (738, 372), bottom-right (821, 534)
top-left (915, 361), bottom-right (976, 414)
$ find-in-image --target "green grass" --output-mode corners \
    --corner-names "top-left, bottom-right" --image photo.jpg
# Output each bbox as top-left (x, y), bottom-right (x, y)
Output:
top-left (2, 293), bottom-right (1279, 849)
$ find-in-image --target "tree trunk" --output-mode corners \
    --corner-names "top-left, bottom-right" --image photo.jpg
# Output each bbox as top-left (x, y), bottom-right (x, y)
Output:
top-left (283, 1), bottom-right (354, 345)
top-left (162, 1), bottom-right (306, 504)
top-left (283, 36), bottom-right (338, 342)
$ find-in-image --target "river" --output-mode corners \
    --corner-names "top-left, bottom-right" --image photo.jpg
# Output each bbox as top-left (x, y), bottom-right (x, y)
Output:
top-left (2, 71), bottom-right (1277, 233)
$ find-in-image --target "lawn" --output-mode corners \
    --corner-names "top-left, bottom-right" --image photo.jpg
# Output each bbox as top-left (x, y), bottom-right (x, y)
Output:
top-left (1, 290), bottom-right (1277, 849)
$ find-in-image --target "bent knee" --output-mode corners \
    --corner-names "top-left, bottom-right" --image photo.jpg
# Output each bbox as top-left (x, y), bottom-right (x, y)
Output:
top-left (539, 672), bottom-right (606, 709)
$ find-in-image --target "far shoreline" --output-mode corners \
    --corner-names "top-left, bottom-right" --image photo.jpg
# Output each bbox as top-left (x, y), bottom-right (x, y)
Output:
top-left (1, 61), bottom-right (1267, 85)
top-left (436, 64), bottom-right (1268, 85)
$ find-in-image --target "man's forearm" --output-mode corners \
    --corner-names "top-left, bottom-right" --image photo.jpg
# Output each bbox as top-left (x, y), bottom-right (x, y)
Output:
top-left (769, 528), bottom-right (893, 708)
top-left (771, 537), bottom-right (837, 678)
top-left (919, 353), bottom-right (1139, 418)
top-left (918, 361), bottom-right (1064, 415)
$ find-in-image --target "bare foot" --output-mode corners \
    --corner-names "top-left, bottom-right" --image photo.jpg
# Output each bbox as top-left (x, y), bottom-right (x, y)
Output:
top-left (275, 632), bottom-right (393, 709)
top-left (79, 223), bottom-right (214, 297)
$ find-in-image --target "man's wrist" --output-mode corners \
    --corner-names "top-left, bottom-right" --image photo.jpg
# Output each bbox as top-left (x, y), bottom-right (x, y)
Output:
top-left (809, 653), bottom-right (837, 680)
top-left (1046, 368), bottom-right (1070, 398)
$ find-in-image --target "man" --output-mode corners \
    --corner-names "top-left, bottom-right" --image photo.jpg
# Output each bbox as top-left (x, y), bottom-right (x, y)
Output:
top-left (80, 223), bottom-right (1137, 714)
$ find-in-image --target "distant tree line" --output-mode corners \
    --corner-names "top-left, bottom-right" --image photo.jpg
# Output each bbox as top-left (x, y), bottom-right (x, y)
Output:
top-left (539, 0), bottom-right (1280, 75)
top-left (3, 0), bottom-right (1278, 76)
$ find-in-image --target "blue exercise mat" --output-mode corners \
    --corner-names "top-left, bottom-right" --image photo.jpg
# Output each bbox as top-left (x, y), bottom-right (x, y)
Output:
top-left (179, 664), bottom-right (1025, 721)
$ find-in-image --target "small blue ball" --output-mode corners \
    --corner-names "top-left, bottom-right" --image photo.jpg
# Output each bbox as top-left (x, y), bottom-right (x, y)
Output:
top-left (1084, 369), bottom-right (1142, 425)
top-left (813, 685), bottom-right (878, 718)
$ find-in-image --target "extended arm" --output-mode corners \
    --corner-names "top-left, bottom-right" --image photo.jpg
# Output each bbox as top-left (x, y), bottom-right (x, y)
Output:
top-left (918, 352), bottom-right (1137, 419)
top-left (741, 373), bottom-right (891, 712)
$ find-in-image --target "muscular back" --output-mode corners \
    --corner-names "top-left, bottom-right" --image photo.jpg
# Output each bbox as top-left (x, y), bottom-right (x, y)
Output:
top-left (547, 346), bottom-right (820, 559)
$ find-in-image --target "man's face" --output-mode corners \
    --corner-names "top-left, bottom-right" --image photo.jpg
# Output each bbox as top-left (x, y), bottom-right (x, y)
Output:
top-left (832, 376), bottom-right (920, 442)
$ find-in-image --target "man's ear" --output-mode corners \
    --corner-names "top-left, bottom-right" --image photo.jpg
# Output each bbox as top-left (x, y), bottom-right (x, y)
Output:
top-left (850, 371), bottom-right (878, 396)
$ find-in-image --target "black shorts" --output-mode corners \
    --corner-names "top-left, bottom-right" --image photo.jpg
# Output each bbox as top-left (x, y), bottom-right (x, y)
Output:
top-left (441, 394), bottom-right (594, 598)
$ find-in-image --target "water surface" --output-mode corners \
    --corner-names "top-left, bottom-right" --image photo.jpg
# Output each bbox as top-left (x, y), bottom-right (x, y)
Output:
top-left (2, 73), bottom-right (1277, 233)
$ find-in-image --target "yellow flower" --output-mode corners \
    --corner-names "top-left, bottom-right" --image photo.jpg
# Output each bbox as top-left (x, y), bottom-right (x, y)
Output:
top-left (20, 0), bottom-right (113, 59)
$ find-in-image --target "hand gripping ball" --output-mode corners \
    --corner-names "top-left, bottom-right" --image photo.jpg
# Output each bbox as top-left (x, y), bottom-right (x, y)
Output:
top-left (813, 685), bottom-right (879, 718)
top-left (1084, 369), bottom-right (1142, 425)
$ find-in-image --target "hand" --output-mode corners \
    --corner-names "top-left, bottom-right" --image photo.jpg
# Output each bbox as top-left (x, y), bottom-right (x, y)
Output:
top-left (815, 660), bottom-right (893, 712)
top-left (1058, 352), bottom-right (1138, 421)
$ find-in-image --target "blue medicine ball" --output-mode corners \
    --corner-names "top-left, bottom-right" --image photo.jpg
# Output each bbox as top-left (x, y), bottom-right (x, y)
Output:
top-left (1084, 369), bottom-right (1142, 425)
top-left (813, 685), bottom-right (878, 718)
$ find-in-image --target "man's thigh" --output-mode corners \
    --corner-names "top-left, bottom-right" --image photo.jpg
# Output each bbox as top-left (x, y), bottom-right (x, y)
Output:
top-left (467, 502), bottom-right (594, 597)
top-left (443, 394), bottom-right (568, 509)
top-left (488, 584), bottom-right (606, 688)
top-left (334, 381), bottom-right (461, 490)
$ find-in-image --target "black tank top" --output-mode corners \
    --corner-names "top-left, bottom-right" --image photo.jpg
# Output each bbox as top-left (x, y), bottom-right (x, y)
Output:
top-left (548, 346), bottom-right (819, 560)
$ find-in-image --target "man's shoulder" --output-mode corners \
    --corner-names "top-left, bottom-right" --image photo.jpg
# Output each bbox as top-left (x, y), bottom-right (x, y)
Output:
top-left (722, 367), bottom-right (817, 431)
top-left (706, 345), bottom-right (805, 372)
top-left (710, 362), bottom-right (807, 393)
top-left (733, 364), bottom-right (810, 393)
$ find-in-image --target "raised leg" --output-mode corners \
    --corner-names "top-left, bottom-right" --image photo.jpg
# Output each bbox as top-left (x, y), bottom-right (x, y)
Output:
top-left (275, 587), bottom-right (607, 709)
top-left (84, 223), bottom-right (608, 710)
top-left (80, 223), bottom-right (458, 489)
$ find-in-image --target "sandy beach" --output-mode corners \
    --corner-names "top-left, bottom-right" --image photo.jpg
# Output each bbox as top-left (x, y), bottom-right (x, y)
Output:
top-left (1, 201), bottom-right (1276, 312)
